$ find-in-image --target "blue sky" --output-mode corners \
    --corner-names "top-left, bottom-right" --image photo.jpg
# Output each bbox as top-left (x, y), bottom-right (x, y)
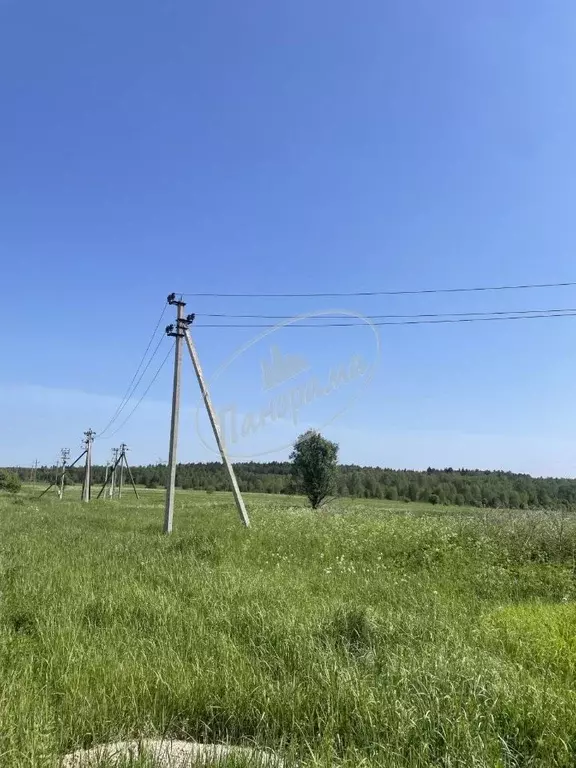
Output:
top-left (2, 0), bottom-right (576, 475)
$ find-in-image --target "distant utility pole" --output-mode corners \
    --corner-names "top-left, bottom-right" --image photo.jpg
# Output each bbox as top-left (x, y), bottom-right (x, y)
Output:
top-left (118, 443), bottom-right (127, 498)
top-left (31, 459), bottom-right (38, 485)
top-left (162, 292), bottom-right (250, 533)
top-left (109, 447), bottom-right (119, 499)
top-left (104, 460), bottom-right (110, 494)
top-left (97, 448), bottom-right (121, 500)
top-left (81, 429), bottom-right (95, 502)
top-left (97, 443), bottom-right (139, 500)
top-left (59, 448), bottom-right (70, 499)
top-left (116, 443), bottom-right (138, 499)
top-left (119, 443), bottom-right (139, 499)
top-left (164, 294), bottom-right (187, 534)
top-left (38, 448), bottom-right (86, 499)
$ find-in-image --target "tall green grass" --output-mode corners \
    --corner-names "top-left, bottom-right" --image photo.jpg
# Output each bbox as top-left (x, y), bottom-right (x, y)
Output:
top-left (1, 490), bottom-right (576, 766)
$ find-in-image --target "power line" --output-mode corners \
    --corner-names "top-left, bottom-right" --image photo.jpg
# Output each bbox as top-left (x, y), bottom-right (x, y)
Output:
top-left (196, 306), bottom-right (576, 320)
top-left (97, 333), bottom-right (165, 437)
top-left (96, 302), bottom-right (168, 438)
top-left (193, 310), bottom-right (576, 328)
top-left (179, 280), bottom-right (576, 298)
top-left (99, 339), bottom-right (174, 440)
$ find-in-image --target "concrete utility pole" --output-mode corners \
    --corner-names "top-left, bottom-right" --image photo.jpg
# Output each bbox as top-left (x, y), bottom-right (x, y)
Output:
top-left (39, 449), bottom-right (86, 499)
top-left (183, 323), bottom-right (250, 527)
top-left (160, 293), bottom-right (250, 532)
top-left (81, 429), bottom-right (95, 502)
top-left (96, 448), bottom-right (122, 500)
top-left (118, 443), bottom-right (128, 499)
top-left (163, 294), bottom-right (187, 534)
top-left (31, 459), bottom-right (38, 485)
top-left (120, 444), bottom-right (139, 499)
top-left (97, 443), bottom-right (139, 500)
top-left (104, 461), bottom-right (110, 496)
top-left (109, 448), bottom-right (119, 499)
top-left (59, 448), bottom-right (70, 499)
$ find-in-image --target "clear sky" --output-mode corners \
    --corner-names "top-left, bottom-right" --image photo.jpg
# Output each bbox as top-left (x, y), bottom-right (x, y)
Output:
top-left (2, 1), bottom-right (576, 476)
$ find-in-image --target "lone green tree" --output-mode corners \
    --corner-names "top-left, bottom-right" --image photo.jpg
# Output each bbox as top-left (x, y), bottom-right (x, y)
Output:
top-left (0, 470), bottom-right (21, 494)
top-left (290, 429), bottom-right (339, 509)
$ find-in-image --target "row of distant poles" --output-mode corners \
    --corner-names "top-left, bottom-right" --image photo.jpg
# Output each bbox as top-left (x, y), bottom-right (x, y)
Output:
top-left (37, 294), bottom-right (250, 532)
top-left (39, 439), bottom-right (139, 502)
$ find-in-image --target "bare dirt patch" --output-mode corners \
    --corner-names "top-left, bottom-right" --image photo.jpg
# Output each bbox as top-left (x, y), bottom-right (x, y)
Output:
top-left (61, 740), bottom-right (285, 767)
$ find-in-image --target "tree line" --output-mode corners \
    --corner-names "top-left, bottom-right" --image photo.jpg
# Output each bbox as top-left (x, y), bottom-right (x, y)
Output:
top-left (7, 461), bottom-right (576, 508)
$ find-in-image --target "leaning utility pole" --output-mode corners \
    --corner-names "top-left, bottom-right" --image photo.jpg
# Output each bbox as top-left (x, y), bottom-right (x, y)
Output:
top-left (183, 320), bottom-right (250, 527)
top-left (97, 448), bottom-right (121, 500)
top-left (81, 429), bottom-right (95, 502)
top-left (164, 294), bottom-right (186, 534)
top-left (59, 448), bottom-right (70, 499)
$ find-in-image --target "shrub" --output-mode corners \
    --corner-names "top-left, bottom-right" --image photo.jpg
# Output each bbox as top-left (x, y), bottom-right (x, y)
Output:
top-left (0, 470), bottom-right (21, 494)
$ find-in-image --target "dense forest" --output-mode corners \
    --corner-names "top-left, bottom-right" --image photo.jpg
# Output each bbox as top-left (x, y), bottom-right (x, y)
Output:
top-left (9, 461), bottom-right (576, 509)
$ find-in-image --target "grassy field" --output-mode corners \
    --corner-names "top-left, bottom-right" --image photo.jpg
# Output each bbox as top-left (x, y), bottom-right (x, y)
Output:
top-left (1, 488), bottom-right (576, 766)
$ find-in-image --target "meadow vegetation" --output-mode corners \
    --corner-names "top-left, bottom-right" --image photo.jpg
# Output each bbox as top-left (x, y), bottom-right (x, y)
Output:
top-left (1, 489), bottom-right (576, 766)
